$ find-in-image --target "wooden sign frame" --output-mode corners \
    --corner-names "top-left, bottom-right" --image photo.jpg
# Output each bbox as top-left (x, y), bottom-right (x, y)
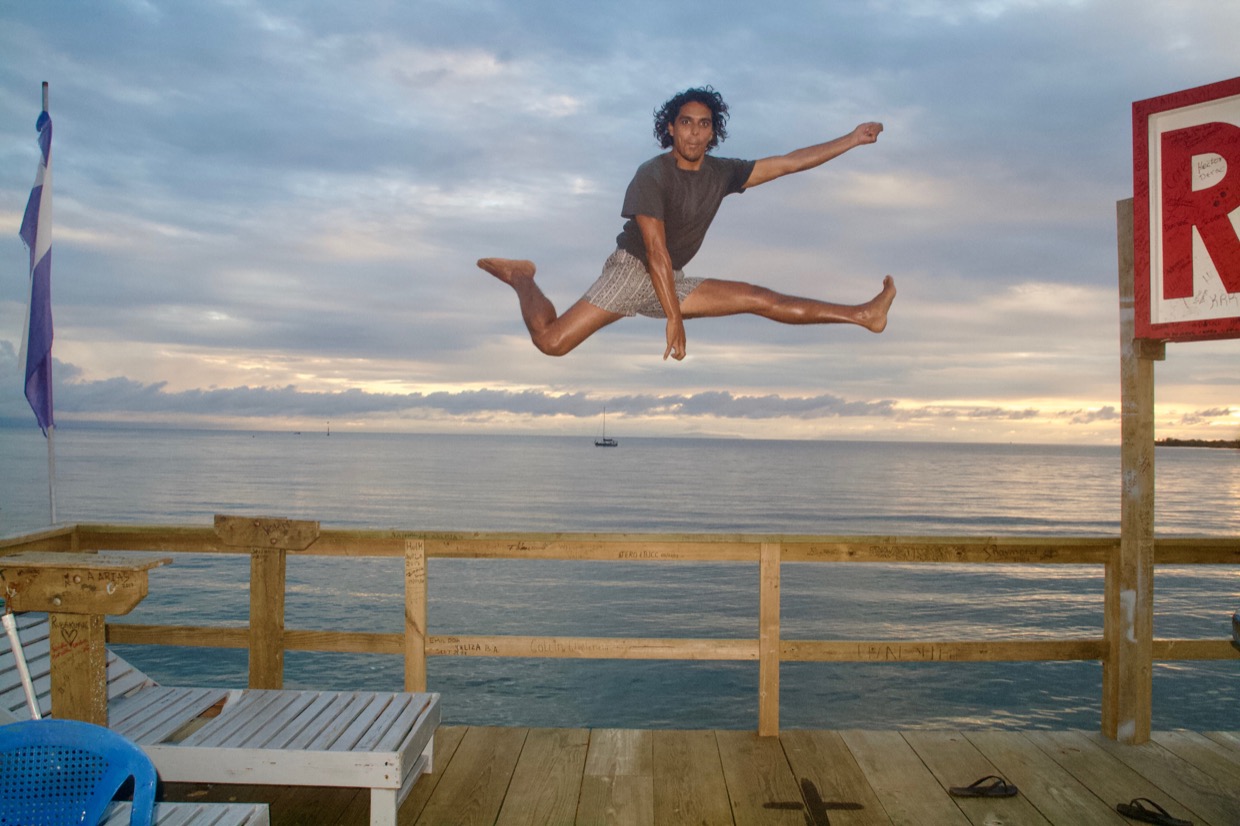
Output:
top-left (1133, 76), bottom-right (1240, 342)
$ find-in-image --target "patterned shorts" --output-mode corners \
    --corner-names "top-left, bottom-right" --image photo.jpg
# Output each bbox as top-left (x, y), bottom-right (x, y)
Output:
top-left (582, 248), bottom-right (703, 318)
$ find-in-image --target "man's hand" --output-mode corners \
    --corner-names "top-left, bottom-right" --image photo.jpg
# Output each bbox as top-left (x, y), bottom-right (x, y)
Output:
top-left (664, 317), bottom-right (686, 360)
top-left (853, 121), bottom-right (883, 145)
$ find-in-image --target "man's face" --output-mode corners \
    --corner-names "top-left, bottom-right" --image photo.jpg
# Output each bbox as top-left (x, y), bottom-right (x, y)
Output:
top-left (667, 101), bottom-right (714, 168)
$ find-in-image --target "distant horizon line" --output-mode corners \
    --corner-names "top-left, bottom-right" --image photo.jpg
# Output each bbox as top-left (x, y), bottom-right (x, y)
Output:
top-left (0, 416), bottom-right (1136, 448)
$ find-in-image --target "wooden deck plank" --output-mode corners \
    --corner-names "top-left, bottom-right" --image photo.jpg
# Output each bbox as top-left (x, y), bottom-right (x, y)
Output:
top-left (1022, 731), bottom-right (1203, 824)
top-left (714, 730), bottom-right (803, 825)
top-left (578, 729), bottom-right (654, 826)
top-left (265, 782), bottom-right (355, 826)
top-left (964, 731), bottom-right (1126, 824)
top-left (903, 730), bottom-right (1051, 826)
top-left (1203, 731), bottom-right (1240, 753)
top-left (577, 774), bottom-right (654, 826)
top-left (652, 730), bottom-right (733, 826)
top-left (158, 728), bottom-right (1240, 826)
top-left (1089, 731), bottom-right (1240, 826)
top-left (840, 730), bottom-right (969, 826)
top-left (413, 726), bottom-right (527, 826)
top-left (495, 728), bottom-right (589, 826)
top-left (583, 728), bottom-right (653, 777)
top-left (1152, 730), bottom-right (1240, 781)
top-left (313, 788), bottom-right (368, 826)
top-left (779, 729), bottom-right (888, 826)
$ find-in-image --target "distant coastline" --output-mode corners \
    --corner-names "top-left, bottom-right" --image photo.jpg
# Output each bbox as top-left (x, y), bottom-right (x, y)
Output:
top-left (1156, 437), bottom-right (1240, 449)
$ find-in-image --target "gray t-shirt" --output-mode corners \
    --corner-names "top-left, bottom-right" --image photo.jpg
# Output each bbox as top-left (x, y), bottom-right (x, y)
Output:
top-left (615, 153), bottom-right (755, 270)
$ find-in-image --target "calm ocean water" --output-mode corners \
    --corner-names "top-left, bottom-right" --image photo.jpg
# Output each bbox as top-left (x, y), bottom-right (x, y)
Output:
top-left (1, 425), bottom-right (1236, 730)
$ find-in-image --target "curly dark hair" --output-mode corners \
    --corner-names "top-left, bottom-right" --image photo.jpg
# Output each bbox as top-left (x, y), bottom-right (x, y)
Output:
top-left (653, 86), bottom-right (729, 150)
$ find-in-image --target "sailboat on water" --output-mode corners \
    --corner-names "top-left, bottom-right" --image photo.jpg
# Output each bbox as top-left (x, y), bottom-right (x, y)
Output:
top-left (595, 407), bottom-right (618, 447)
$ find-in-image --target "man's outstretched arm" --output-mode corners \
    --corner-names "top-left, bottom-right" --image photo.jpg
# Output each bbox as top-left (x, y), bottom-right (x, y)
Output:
top-left (745, 122), bottom-right (883, 188)
top-left (635, 214), bottom-right (687, 361)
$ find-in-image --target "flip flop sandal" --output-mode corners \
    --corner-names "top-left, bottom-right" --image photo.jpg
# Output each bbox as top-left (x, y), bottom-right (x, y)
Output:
top-left (1115, 798), bottom-right (1193, 826)
top-left (948, 775), bottom-right (1018, 798)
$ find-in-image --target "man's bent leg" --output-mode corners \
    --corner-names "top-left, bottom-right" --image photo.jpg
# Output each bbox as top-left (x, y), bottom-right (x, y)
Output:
top-left (535, 299), bottom-right (625, 356)
top-left (478, 258), bottom-right (624, 355)
top-left (679, 276), bottom-right (896, 332)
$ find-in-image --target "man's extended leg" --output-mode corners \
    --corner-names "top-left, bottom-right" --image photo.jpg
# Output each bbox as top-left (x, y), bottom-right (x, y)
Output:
top-left (477, 258), bottom-right (624, 356)
top-left (679, 276), bottom-right (896, 332)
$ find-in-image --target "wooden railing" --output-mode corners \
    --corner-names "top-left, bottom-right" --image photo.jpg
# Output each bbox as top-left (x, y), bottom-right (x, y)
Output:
top-left (3, 515), bottom-right (1237, 739)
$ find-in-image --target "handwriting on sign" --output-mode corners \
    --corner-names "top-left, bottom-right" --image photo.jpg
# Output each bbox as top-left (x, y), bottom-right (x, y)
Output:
top-left (868, 546), bottom-right (952, 562)
top-left (49, 617), bottom-right (91, 660)
top-left (618, 549), bottom-right (667, 560)
top-left (857, 643), bottom-right (944, 661)
top-left (1192, 288), bottom-right (1240, 309)
top-left (252, 518), bottom-right (293, 546)
top-left (404, 541), bottom-right (427, 584)
top-left (60, 569), bottom-right (134, 592)
top-left (437, 637), bottom-right (499, 655)
top-left (1195, 153), bottom-right (1225, 186)
top-left (530, 639), bottom-right (605, 655)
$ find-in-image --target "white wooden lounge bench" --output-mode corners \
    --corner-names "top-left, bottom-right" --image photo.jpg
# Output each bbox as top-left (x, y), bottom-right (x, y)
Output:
top-left (105, 801), bottom-right (270, 826)
top-left (2, 613), bottom-right (440, 826)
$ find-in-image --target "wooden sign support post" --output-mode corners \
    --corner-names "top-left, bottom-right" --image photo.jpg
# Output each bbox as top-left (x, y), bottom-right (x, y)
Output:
top-left (757, 542), bottom-right (781, 736)
top-left (214, 515), bottom-right (320, 690)
top-left (0, 552), bottom-right (170, 724)
top-left (1106, 200), bottom-right (1163, 744)
top-left (1114, 76), bottom-right (1240, 741)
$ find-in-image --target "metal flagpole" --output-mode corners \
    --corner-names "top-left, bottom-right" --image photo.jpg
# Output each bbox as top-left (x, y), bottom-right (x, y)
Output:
top-left (47, 425), bottom-right (58, 524)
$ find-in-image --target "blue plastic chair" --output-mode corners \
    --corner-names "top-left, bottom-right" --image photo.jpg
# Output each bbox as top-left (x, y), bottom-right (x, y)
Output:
top-left (0, 718), bottom-right (156, 826)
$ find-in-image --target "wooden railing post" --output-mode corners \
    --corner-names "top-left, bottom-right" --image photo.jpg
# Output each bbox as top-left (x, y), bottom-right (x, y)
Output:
top-left (405, 538), bottom-right (428, 692)
top-left (49, 614), bottom-right (108, 724)
top-left (0, 552), bottom-right (169, 724)
top-left (758, 541), bottom-right (781, 736)
top-left (250, 544), bottom-right (286, 690)
top-left (1106, 198), bottom-right (1161, 743)
top-left (214, 515), bottom-right (319, 690)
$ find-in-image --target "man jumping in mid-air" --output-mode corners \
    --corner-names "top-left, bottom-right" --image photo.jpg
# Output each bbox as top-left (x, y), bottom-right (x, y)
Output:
top-left (479, 86), bottom-right (895, 361)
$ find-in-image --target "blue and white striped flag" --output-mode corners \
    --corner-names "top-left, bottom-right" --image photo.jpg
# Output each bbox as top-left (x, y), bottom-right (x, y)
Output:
top-left (18, 108), bottom-right (54, 435)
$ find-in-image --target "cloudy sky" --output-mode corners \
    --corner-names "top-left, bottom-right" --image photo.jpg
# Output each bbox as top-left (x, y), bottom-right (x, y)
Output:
top-left (1, 0), bottom-right (1237, 443)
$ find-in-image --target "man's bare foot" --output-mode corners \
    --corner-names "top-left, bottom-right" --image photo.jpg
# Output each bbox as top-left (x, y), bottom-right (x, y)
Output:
top-left (477, 257), bottom-right (536, 286)
top-left (859, 275), bottom-right (896, 333)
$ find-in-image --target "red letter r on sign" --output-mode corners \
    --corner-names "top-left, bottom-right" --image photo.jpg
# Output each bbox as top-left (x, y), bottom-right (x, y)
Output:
top-left (1160, 122), bottom-right (1240, 299)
